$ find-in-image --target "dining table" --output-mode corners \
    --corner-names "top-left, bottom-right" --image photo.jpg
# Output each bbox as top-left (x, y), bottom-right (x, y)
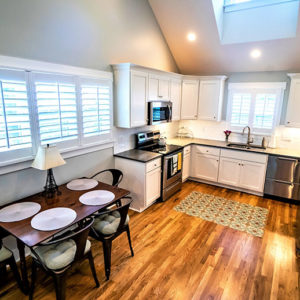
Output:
top-left (0, 181), bottom-right (130, 294)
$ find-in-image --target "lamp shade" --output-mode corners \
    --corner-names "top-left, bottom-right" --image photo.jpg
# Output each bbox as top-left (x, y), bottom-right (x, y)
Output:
top-left (32, 144), bottom-right (66, 170)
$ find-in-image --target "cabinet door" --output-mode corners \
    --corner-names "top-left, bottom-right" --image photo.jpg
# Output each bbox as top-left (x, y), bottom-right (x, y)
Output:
top-left (182, 153), bottom-right (190, 182)
top-left (181, 80), bottom-right (199, 120)
top-left (170, 79), bottom-right (182, 121)
top-left (131, 70), bottom-right (148, 127)
top-left (239, 161), bottom-right (266, 192)
top-left (193, 153), bottom-right (219, 182)
top-left (145, 167), bottom-right (161, 206)
top-left (158, 77), bottom-right (170, 100)
top-left (198, 80), bottom-right (222, 121)
top-left (286, 79), bottom-right (300, 127)
top-left (218, 157), bottom-right (240, 186)
top-left (148, 76), bottom-right (159, 100)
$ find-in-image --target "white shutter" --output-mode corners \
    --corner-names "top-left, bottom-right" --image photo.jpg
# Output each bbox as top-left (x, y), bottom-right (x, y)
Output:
top-left (0, 69), bottom-right (34, 165)
top-left (80, 78), bottom-right (112, 145)
top-left (230, 92), bottom-right (251, 127)
top-left (32, 73), bottom-right (79, 149)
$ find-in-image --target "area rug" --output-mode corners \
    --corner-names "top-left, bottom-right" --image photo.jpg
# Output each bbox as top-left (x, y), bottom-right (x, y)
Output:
top-left (174, 191), bottom-right (269, 237)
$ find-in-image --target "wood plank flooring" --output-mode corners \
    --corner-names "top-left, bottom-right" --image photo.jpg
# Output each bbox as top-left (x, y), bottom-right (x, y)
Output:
top-left (1, 181), bottom-right (299, 300)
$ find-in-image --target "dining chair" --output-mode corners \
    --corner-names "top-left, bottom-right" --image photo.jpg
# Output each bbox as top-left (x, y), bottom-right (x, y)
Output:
top-left (0, 239), bottom-right (23, 292)
top-left (29, 217), bottom-right (99, 300)
top-left (89, 196), bottom-right (134, 280)
top-left (89, 169), bottom-right (123, 187)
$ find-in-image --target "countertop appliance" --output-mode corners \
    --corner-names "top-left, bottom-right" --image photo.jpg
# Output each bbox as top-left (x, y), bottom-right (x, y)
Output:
top-left (148, 101), bottom-right (172, 125)
top-left (264, 155), bottom-right (300, 201)
top-left (136, 130), bottom-right (183, 201)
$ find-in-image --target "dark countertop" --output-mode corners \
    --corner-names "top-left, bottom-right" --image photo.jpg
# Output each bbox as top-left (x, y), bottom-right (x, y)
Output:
top-left (114, 149), bottom-right (162, 163)
top-left (167, 138), bottom-right (300, 159)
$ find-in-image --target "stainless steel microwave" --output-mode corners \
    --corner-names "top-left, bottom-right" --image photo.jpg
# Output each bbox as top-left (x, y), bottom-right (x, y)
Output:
top-left (148, 101), bottom-right (172, 125)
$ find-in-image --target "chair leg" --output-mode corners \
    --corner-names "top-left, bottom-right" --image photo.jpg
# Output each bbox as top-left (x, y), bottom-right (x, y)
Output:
top-left (87, 251), bottom-right (100, 288)
top-left (126, 227), bottom-right (134, 257)
top-left (102, 240), bottom-right (112, 281)
top-left (29, 260), bottom-right (37, 300)
top-left (53, 273), bottom-right (66, 300)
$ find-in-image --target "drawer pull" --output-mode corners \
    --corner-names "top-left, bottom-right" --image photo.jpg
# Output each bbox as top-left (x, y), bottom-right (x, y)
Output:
top-left (274, 180), bottom-right (294, 186)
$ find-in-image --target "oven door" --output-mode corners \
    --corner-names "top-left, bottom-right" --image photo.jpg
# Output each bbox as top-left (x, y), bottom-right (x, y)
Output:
top-left (163, 150), bottom-right (183, 189)
top-left (148, 101), bottom-right (172, 125)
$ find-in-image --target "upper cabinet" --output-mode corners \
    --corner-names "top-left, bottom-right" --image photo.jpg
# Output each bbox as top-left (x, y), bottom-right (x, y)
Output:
top-left (198, 77), bottom-right (227, 122)
top-left (286, 74), bottom-right (300, 127)
top-left (181, 80), bottom-right (199, 120)
top-left (148, 74), bottom-right (170, 101)
top-left (112, 64), bottom-right (148, 128)
top-left (170, 78), bottom-right (182, 121)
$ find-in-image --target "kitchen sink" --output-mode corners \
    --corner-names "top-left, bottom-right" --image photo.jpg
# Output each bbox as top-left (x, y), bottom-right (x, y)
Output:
top-left (226, 143), bottom-right (266, 150)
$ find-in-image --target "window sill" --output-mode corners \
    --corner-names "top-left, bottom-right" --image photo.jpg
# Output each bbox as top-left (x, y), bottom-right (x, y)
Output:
top-left (0, 141), bottom-right (114, 175)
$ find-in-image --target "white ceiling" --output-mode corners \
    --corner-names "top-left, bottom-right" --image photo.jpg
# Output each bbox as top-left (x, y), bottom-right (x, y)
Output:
top-left (148, 0), bottom-right (300, 75)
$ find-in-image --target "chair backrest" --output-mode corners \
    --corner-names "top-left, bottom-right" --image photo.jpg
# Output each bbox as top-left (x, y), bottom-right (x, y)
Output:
top-left (33, 218), bottom-right (94, 270)
top-left (92, 196), bottom-right (132, 237)
top-left (90, 169), bottom-right (123, 187)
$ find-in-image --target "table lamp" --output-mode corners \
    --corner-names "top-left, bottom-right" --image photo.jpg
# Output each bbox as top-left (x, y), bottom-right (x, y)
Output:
top-left (32, 144), bottom-right (66, 198)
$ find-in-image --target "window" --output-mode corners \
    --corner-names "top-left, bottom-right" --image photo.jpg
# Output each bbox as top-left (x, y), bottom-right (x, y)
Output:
top-left (224, 0), bottom-right (251, 6)
top-left (0, 59), bottom-right (113, 169)
top-left (227, 83), bottom-right (286, 135)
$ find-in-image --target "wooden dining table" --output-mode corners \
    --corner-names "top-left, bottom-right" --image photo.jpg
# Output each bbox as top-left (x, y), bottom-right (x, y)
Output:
top-left (0, 181), bottom-right (130, 293)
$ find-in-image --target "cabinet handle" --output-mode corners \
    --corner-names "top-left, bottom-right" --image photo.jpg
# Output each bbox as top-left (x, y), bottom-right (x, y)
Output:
top-left (216, 160), bottom-right (219, 162)
top-left (287, 121), bottom-right (290, 124)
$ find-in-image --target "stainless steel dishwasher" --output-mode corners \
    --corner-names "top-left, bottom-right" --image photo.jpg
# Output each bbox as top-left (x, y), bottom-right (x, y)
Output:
top-left (264, 155), bottom-right (300, 201)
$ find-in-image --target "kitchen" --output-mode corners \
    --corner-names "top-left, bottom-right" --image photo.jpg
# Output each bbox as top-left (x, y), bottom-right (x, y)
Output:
top-left (0, 0), bottom-right (299, 299)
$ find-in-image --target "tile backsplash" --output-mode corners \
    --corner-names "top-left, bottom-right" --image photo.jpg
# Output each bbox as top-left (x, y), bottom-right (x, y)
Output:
top-left (179, 120), bottom-right (300, 150)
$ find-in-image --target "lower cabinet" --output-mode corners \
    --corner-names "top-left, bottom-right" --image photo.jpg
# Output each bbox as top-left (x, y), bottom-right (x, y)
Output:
top-left (218, 157), bottom-right (240, 186)
top-left (145, 167), bottom-right (161, 206)
top-left (182, 146), bottom-right (191, 182)
top-left (115, 157), bottom-right (162, 212)
top-left (192, 153), bottom-right (219, 182)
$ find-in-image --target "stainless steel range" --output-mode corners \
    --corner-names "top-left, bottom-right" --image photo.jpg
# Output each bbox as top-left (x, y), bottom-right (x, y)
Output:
top-left (136, 130), bottom-right (183, 201)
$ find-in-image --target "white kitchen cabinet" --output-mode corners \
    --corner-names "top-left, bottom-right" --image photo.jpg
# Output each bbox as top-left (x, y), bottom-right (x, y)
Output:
top-left (218, 157), bottom-right (240, 186)
top-left (198, 78), bottom-right (226, 121)
top-left (170, 79), bottom-right (182, 121)
top-left (146, 167), bottom-right (161, 206)
top-left (192, 153), bottom-right (219, 182)
top-left (218, 149), bottom-right (267, 193)
top-left (181, 80), bottom-right (199, 120)
top-left (182, 146), bottom-right (191, 182)
top-left (112, 64), bottom-right (148, 128)
top-left (286, 75), bottom-right (300, 127)
top-left (148, 74), bottom-right (170, 101)
top-left (239, 160), bottom-right (267, 192)
top-left (115, 157), bottom-right (161, 212)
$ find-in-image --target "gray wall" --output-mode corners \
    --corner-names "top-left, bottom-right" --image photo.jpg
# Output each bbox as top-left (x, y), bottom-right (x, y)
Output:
top-left (0, 0), bottom-right (178, 72)
top-left (223, 71), bottom-right (291, 123)
top-left (0, 0), bottom-right (178, 205)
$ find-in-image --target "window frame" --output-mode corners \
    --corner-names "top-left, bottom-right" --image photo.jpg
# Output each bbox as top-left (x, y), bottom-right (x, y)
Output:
top-left (0, 55), bottom-right (113, 174)
top-left (227, 82), bottom-right (287, 135)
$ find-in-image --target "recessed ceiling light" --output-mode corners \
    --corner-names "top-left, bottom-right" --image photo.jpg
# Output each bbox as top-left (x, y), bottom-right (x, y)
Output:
top-left (250, 49), bottom-right (262, 58)
top-left (187, 32), bottom-right (196, 42)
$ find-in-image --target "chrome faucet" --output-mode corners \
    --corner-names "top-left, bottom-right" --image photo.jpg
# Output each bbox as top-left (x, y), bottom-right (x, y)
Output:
top-left (242, 126), bottom-right (253, 146)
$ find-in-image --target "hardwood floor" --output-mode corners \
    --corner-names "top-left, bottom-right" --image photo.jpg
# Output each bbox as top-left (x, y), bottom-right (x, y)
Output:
top-left (1, 181), bottom-right (299, 300)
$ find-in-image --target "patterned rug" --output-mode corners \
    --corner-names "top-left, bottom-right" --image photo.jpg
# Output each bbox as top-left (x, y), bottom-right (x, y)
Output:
top-left (174, 192), bottom-right (269, 237)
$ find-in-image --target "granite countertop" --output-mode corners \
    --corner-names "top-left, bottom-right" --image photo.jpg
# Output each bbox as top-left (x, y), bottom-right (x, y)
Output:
top-left (167, 138), bottom-right (300, 159)
top-left (114, 149), bottom-right (162, 163)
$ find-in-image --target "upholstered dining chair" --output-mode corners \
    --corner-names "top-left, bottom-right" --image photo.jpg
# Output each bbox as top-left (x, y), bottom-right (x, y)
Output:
top-left (0, 239), bottom-right (23, 292)
top-left (89, 169), bottom-right (123, 187)
top-left (90, 196), bottom-right (134, 280)
top-left (29, 218), bottom-right (99, 300)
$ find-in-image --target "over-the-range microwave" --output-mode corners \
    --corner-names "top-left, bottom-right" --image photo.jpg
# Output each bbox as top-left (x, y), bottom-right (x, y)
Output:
top-left (148, 101), bottom-right (172, 125)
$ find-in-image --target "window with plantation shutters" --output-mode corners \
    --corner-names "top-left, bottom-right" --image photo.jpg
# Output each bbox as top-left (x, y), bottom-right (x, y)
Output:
top-left (227, 83), bottom-right (286, 135)
top-left (0, 79), bottom-right (32, 151)
top-left (81, 84), bottom-right (111, 137)
top-left (33, 73), bottom-right (78, 146)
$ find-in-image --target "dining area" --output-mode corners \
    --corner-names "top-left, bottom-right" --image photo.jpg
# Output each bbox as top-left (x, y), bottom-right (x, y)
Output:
top-left (0, 145), bottom-right (134, 300)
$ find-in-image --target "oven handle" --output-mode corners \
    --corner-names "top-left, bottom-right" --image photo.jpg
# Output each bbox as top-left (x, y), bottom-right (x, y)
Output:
top-left (168, 103), bottom-right (172, 122)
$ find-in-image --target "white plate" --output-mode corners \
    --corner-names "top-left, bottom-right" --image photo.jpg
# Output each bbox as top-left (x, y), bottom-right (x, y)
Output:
top-left (0, 202), bottom-right (41, 222)
top-left (66, 179), bottom-right (98, 191)
top-left (31, 207), bottom-right (77, 231)
top-left (79, 190), bottom-right (115, 206)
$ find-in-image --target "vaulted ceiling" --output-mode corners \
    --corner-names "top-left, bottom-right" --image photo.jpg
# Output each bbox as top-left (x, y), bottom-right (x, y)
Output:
top-left (148, 0), bottom-right (300, 75)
